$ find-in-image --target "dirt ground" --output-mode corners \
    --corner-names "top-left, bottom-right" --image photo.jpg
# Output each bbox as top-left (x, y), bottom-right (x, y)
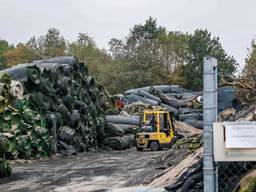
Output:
top-left (0, 148), bottom-right (167, 192)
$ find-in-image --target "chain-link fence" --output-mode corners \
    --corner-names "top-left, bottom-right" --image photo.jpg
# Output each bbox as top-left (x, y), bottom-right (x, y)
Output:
top-left (217, 161), bottom-right (256, 191)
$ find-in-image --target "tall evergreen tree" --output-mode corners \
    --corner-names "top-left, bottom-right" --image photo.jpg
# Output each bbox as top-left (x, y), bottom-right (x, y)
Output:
top-left (181, 29), bottom-right (237, 90)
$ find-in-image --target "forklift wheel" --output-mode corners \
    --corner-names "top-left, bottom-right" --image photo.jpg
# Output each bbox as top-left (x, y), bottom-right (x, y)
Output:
top-left (136, 146), bottom-right (143, 151)
top-left (150, 141), bottom-right (159, 151)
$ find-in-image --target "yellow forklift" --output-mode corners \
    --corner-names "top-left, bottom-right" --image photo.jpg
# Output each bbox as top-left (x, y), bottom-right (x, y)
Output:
top-left (136, 110), bottom-right (176, 151)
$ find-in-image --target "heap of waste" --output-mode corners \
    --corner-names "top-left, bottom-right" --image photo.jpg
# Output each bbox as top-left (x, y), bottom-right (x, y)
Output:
top-left (0, 56), bottom-right (113, 176)
top-left (0, 72), bottom-right (50, 177)
top-left (145, 85), bottom-right (250, 192)
top-left (104, 84), bottom-right (239, 150)
top-left (103, 115), bottom-right (139, 150)
top-left (118, 85), bottom-right (240, 129)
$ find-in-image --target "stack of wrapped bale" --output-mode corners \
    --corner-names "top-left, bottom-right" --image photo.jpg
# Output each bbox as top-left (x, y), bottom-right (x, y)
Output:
top-left (122, 85), bottom-right (203, 129)
top-left (104, 115), bottom-right (140, 150)
top-left (0, 73), bottom-right (52, 177)
top-left (0, 56), bottom-right (112, 176)
top-left (122, 85), bottom-right (239, 129)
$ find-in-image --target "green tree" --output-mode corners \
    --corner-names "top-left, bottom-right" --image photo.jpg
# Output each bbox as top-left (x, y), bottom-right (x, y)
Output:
top-left (42, 28), bottom-right (66, 57)
top-left (116, 17), bottom-right (167, 91)
top-left (26, 36), bottom-right (43, 59)
top-left (243, 38), bottom-right (256, 79)
top-left (109, 17), bottom-right (189, 92)
top-left (0, 40), bottom-right (13, 69)
top-left (181, 29), bottom-right (237, 90)
top-left (26, 28), bottom-right (66, 58)
top-left (109, 38), bottom-right (123, 59)
top-left (68, 33), bottom-right (96, 64)
top-left (68, 33), bottom-right (113, 88)
top-left (3, 43), bottom-right (37, 67)
top-left (156, 31), bottom-right (189, 85)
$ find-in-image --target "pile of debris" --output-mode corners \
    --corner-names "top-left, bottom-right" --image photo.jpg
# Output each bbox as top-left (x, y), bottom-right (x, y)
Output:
top-left (0, 72), bottom-right (52, 177)
top-left (0, 56), bottom-right (112, 176)
top-left (221, 75), bottom-right (256, 107)
top-left (120, 85), bottom-right (240, 129)
top-left (122, 85), bottom-right (203, 128)
top-left (145, 85), bottom-right (249, 192)
top-left (104, 115), bottom-right (140, 150)
top-left (148, 121), bottom-right (203, 191)
top-left (102, 83), bottom-right (240, 151)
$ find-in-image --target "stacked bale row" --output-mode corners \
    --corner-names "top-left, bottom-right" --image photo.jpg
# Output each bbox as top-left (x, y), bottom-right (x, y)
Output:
top-left (0, 159), bottom-right (12, 177)
top-left (29, 64), bottom-right (104, 154)
top-left (104, 115), bottom-right (140, 150)
top-left (122, 85), bottom-right (203, 129)
top-left (1, 57), bottom-right (109, 155)
top-left (122, 85), bottom-right (239, 129)
top-left (0, 73), bottom-right (52, 177)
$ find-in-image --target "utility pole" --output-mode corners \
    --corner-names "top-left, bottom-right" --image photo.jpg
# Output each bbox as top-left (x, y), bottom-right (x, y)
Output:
top-left (203, 57), bottom-right (217, 192)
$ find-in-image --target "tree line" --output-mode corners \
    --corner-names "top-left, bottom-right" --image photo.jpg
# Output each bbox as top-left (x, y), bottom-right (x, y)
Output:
top-left (0, 17), bottom-right (254, 94)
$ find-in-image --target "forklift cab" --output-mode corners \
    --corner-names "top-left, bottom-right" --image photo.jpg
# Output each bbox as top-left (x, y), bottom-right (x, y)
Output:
top-left (136, 110), bottom-right (175, 151)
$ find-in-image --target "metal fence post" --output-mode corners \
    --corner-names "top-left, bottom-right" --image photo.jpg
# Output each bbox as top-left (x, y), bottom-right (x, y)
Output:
top-left (203, 57), bottom-right (217, 192)
top-left (215, 162), bottom-right (219, 191)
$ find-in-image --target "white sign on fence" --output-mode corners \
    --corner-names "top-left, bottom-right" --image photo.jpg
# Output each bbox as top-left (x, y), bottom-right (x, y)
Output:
top-left (214, 122), bottom-right (256, 161)
top-left (225, 122), bottom-right (256, 148)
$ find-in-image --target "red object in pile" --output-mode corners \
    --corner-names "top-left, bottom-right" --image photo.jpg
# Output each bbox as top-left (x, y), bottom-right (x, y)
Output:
top-left (116, 99), bottom-right (125, 110)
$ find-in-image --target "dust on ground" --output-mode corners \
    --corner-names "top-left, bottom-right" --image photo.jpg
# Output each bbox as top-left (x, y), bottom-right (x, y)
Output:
top-left (0, 148), bottom-right (167, 192)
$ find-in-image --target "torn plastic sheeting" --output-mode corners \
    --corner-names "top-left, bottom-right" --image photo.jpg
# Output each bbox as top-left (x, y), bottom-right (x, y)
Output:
top-left (159, 94), bottom-right (189, 108)
top-left (179, 108), bottom-right (202, 114)
top-left (165, 91), bottom-right (201, 101)
top-left (135, 90), bottom-right (161, 104)
top-left (106, 123), bottom-right (139, 135)
top-left (105, 123), bottom-right (124, 137)
top-left (193, 121), bottom-right (203, 129)
top-left (165, 158), bottom-right (202, 192)
top-left (183, 119), bottom-right (203, 129)
top-left (125, 85), bottom-right (181, 95)
top-left (103, 135), bottom-right (134, 150)
top-left (33, 56), bottom-right (78, 65)
top-left (0, 63), bottom-right (34, 82)
top-left (179, 113), bottom-right (203, 121)
top-left (124, 94), bottom-right (159, 106)
top-left (105, 115), bottom-right (140, 126)
top-left (161, 104), bottom-right (179, 118)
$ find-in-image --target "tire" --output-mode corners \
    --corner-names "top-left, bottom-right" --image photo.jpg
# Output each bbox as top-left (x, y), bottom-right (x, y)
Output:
top-left (150, 141), bottom-right (159, 151)
top-left (136, 146), bottom-right (143, 151)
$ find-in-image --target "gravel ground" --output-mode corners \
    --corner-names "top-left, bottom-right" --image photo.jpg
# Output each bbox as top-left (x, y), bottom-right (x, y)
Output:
top-left (0, 148), bottom-right (167, 192)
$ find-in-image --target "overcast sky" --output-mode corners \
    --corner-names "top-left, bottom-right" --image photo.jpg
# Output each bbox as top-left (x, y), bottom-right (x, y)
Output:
top-left (0, 0), bottom-right (255, 67)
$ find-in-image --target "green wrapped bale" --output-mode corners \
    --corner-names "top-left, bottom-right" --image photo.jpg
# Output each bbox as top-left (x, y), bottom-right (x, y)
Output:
top-left (0, 160), bottom-right (12, 177)
top-left (0, 56), bottom-right (112, 164)
top-left (103, 135), bottom-right (134, 150)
